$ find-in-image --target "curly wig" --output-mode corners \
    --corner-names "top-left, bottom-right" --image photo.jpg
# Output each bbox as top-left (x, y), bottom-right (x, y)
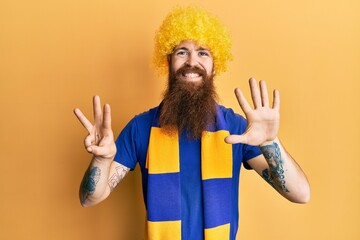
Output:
top-left (153, 6), bottom-right (232, 75)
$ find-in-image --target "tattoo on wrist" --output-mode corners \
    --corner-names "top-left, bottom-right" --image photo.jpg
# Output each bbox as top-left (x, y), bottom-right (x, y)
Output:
top-left (80, 167), bottom-right (101, 203)
top-left (260, 142), bottom-right (289, 193)
top-left (108, 165), bottom-right (129, 192)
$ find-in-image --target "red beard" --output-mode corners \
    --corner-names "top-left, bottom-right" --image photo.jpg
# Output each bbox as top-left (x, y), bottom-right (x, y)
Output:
top-left (159, 65), bottom-right (218, 139)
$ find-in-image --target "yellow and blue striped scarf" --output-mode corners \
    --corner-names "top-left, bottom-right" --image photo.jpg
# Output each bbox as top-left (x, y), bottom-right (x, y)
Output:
top-left (145, 105), bottom-right (233, 240)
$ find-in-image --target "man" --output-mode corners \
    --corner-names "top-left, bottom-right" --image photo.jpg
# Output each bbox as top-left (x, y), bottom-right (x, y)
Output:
top-left (74, 6), bottom-right (310, 240)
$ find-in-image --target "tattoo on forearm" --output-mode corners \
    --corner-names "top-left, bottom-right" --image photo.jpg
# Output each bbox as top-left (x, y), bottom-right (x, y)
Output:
top-left (107, 165), bottom-right (129, 192)
top-left (262, 168), bottom-right (276, 189)
top-left (80, 167), bottom-right (101, 204)
top-left (260, 142), bottom-right (289, 193)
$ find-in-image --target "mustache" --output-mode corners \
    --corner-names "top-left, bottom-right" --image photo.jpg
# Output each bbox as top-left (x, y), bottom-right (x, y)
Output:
top-left (175, 65), bottom-right (207, 78)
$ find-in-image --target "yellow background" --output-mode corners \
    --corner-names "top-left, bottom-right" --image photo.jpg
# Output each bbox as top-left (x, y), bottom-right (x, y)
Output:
top-left (0, 0), bottom-right (359, 239)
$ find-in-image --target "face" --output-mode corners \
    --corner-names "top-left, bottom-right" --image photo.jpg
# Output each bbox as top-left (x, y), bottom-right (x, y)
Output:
top-left (169, 40), bottom-right (214, 83)
top-left (160, 41), bottom-right (217, 139)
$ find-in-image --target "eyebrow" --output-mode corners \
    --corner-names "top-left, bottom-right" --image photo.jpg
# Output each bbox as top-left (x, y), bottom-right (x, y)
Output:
top-left (173, 46), bottom-right (210, 52)
top-left (197, 47), bottom-right (210, 51)
top-left (174, 47), bottom-right (188, 51)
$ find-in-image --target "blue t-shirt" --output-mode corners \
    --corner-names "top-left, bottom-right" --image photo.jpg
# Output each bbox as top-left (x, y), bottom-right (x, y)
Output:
top-left (114, 105), bottom-right (262, 240)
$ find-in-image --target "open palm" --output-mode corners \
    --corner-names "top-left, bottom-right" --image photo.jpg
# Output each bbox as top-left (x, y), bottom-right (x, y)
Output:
top-left (225, 78), bottom-right (280, 146)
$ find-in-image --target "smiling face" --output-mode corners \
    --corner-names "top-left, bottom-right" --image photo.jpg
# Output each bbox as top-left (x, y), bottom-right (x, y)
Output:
top-left (159, 40), bottom-right (218, 139)
top-left (169, 40), bottom-right (214, 84)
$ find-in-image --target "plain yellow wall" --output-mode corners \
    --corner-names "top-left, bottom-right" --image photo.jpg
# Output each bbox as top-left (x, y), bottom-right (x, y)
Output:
top-left (0, 0), bottom-right (359, 239)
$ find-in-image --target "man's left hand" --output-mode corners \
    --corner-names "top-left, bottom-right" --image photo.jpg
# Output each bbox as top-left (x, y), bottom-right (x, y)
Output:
top-left (225, 78), bottom-right (280, 146)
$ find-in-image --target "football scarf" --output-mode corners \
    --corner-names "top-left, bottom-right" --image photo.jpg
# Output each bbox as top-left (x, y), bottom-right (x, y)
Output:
top-left (145, 104), bottom-right (233, 240)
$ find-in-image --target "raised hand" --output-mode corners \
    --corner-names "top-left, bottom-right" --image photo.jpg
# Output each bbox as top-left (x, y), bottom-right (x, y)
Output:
top-left (225, 78), bottom-right (280, 146)
top-left (74, 96), bottom-right (116, 161)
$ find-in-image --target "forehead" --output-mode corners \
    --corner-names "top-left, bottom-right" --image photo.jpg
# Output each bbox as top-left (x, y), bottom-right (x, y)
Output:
top-left (174, 40), bottom-right (211, 51)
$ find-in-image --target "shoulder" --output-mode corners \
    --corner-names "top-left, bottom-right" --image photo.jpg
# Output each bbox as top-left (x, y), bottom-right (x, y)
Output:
top-left (217, 104), bottom-right (247, 129)
top-left (118, 105), bottom-right (159, 139)
top-left (126, 105), bottom-right (159, 129)
top-left (132, 106), bottom-right (158, 125)
top-left (218, 104), bottom-right (242, 117)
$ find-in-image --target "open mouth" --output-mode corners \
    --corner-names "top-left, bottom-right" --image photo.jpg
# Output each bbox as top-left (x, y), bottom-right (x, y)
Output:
top-left (182, 72), bottom-right (201, 81)
top-left (176, 66), bottom-right (206, 82)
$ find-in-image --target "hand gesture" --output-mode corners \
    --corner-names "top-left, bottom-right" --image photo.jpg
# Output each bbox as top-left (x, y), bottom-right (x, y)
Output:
top-left (74, 96), bottom-right (116, 161)
top-left (225, 78), bottom-right (280, 146)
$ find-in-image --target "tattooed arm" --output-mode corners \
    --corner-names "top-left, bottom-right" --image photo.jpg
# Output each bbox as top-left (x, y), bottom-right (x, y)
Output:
top-left (246, 138), bottom-right (310, 203)
top-left (80, 159), bottom-right (129, 207)
top-left (225, 78), bottom-right (310, 203)
top-left (74, 96), bottom-right (130, 207)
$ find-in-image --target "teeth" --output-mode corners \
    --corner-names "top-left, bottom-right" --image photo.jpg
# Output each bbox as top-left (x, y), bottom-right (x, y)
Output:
top-left (185, 73), bottom-right (200, 79)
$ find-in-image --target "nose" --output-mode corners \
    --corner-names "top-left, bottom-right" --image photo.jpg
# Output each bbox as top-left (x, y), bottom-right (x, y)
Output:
top-left (185, 53), bottom-right (198, 67)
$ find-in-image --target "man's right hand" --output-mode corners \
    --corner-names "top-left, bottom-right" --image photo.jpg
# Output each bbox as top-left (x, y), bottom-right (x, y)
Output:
top-left (74, 96), bottom-right (117, 162)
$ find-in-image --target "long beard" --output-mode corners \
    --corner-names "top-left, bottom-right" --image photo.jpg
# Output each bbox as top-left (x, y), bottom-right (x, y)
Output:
top-left (159, 65), bottom-right (218, 139)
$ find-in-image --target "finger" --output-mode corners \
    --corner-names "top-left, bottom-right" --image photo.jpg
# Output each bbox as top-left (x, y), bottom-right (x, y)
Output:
top-left (102, 104), bottom-right (112, 130)
top-left (84, 135), bottom-right (95, 152)
top-left (273, 89), bottom-right (280, 110)
top-left (74, 108), bottom-right (93, 132)
top-left (84, 134), bottom-right (94, 147)
top-left (224, 134), bottom-right (248, 145)
top-left (249, 78), bottom-right (262, 109)
top-left (235, 88), bottom-right (252, 114)
top-left (89, 145), bottom-right (110, 157)
top-left (259, 80), bottom-right (269, 107)
top-left (93, 95), bottom-right (103, 125)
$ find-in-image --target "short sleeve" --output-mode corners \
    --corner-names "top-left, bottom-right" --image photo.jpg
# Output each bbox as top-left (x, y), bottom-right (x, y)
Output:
top-left (242, 144), bottom-right (262, 169)
top-left (114, 118), bottom-right (139, 170)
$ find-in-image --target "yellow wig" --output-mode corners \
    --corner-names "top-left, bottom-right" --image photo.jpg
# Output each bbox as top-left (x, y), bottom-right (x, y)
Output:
top-left (153, 6), bottom-right (232, 75)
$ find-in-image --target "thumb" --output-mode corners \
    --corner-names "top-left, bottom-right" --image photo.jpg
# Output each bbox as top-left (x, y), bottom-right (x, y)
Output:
top-left (225, 134), bottom-right (248, 145)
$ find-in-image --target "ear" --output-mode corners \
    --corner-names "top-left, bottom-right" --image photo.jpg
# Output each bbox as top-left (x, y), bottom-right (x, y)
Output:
top-left (212, 65), bottom-right (216, 75)
top-left (167, 54), bottom-right (171, 64)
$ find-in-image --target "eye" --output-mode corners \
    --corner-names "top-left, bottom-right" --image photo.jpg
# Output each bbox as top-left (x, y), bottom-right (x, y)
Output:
top-left (176, 50), bottom-right (188, 56)
top-left (198, 51), bottom-right (210, 57)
